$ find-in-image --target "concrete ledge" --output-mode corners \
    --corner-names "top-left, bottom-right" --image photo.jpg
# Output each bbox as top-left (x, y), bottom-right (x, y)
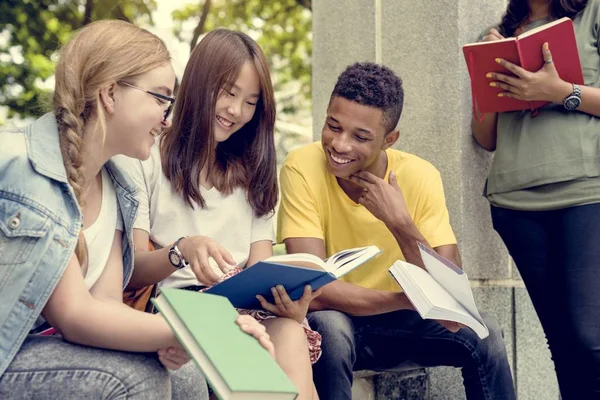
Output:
top-left (353, 369), bottom-right (428, 400)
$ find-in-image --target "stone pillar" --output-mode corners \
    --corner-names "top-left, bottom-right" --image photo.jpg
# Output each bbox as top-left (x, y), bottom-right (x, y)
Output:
top-left (312, 1), bottom-right (559, 398)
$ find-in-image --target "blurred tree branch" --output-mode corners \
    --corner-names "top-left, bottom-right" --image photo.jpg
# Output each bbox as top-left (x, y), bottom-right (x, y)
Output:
top-left (0, 0), bottom-right (155, 118)
top-left (190, 0), bottom-right (212, 51)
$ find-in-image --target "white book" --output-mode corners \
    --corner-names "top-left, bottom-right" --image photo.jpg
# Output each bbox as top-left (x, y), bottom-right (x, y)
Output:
top-left (388, 243), bottom-right (489, 339)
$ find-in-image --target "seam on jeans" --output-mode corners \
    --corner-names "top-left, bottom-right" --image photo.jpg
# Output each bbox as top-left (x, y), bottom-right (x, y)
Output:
top-left (2, 367), bottom-right (129, 395)
top-left (357, 326), bottom-right (494, 400)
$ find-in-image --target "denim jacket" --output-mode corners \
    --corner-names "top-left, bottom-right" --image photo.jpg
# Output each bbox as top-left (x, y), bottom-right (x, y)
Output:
top-left (0, 113), bottom-right (139, 376)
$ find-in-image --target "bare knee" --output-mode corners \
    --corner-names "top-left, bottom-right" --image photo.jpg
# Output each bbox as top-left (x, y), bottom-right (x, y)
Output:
top-left (264, 317), bottom-right (306, 337)
top-left (262, 318), bottom-right (309, 351)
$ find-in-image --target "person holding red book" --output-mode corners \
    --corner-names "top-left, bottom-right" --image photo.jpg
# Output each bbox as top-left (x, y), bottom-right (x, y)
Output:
top-left (471, 0), bottom-right (600, 398)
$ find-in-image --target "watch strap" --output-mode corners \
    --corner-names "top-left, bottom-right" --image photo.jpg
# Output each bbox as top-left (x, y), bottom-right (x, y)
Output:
top-left (169, 236), bottom-right (188, 269)
top-left (562, 83), bottom-right (582, 111)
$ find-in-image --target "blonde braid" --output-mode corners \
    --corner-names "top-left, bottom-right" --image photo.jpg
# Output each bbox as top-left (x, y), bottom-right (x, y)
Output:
top-left (55, 99), bottom-right (89, 275)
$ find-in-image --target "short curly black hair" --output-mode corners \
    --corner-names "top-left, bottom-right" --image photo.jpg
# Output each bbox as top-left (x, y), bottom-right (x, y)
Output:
top-left (330, 62), bottom-right (403, 134)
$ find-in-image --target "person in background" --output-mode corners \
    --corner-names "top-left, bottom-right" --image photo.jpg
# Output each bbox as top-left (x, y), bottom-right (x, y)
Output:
top-left (472, 0), bottom-right (600, 397)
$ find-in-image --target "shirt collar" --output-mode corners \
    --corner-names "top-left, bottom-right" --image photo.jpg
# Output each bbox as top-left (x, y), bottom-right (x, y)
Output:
top-left (26, 113), bottom-right (69, 184)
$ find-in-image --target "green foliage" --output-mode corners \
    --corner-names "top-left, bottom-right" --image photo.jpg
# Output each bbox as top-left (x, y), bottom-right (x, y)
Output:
top-left (1, 0), bottom-right (314, 156)
top-left (0, 0), bottom-right (156, 118)
top-left (172, 0), bottom-right (312, 102)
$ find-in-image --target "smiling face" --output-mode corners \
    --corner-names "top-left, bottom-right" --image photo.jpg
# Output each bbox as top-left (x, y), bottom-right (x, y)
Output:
top-left (321, 96), bottom-right (397, 179)
top-left (105, 63), bottom-right (176, 160)
top-left (214, 61), bottom-right (260, 143)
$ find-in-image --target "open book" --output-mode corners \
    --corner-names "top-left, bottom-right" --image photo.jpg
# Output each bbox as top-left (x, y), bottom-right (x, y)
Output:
top-left (206, 246), bottom-right (381, 309)
top-left (388, 243), bottom-right (489, 339)
top-left (463, 17), bottom-right (583, 116)
top-left (152, 289), bottom-right (298, 400)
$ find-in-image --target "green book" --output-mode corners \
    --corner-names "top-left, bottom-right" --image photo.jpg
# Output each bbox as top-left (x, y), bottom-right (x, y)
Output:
top-left (152, 288), bottom-right (298, 400)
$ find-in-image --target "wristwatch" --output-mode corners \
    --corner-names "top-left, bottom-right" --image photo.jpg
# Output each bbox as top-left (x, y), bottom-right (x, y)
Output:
top-left (563, 83), bottom-right (582, 111)
top-left (168, 237), bottom-right (189, 269)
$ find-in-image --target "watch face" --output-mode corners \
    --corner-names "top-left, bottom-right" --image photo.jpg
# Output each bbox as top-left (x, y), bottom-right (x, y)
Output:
top-left (169, 250), bottom-right (181, 267)
top-left (565, 96), bottom-right (581, 110)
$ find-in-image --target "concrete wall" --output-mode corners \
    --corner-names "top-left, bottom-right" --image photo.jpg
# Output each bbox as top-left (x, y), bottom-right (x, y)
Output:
top-left (312, 1), bottom-right (559, 398)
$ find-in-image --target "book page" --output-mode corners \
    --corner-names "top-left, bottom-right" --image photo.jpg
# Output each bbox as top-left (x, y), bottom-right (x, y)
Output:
top-left (417, 243), bottom-right (486, 327)
top-left (266, 253), bottom-right (326, 271)
top-left (463, 37), bottom-right (515, 47)
top-left (329, 246), bottom-right (381, 277)
top-left (390, 261), bottom-right (468, 314)
top-left (389, 261), bottom-right (490, 339)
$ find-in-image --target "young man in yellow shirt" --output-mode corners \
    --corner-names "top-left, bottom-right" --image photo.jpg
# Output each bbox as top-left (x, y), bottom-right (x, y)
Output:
top-left (277, 63), bottom-right (515, 400)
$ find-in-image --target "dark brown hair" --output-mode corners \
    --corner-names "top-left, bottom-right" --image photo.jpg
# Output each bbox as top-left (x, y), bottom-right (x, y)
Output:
top-left (499, 0), bottom-right (588, 37)
top-left (161, 29), bottom-right (277, 217)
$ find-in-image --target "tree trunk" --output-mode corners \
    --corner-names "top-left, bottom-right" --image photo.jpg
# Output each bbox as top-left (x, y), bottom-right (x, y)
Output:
top-left (190, 0), bottom-right (212, 52)
top-left (83, 0), bottom-right (94, 26)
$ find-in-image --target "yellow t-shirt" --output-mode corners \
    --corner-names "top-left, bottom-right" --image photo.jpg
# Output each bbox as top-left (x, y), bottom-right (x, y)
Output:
top-left (277, 142), bottom-right (457, 292)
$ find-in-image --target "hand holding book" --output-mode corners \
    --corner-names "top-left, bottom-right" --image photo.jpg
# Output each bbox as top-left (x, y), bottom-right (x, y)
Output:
top-left (389, 243), bottom-right (490, 339)
top-left (256, 284), bottom-right (322, 323)
top-left (463, 17), bottom-right (584, 116)
top-left (236, 314), bottom-right (276, 358)
top-left (152, 289), bottom-right (297, 399)
top-left (433, 319), bottom-right (464, 333)
top-left (489, 42), bottom-right (573, 103)
top-left (205, 245), bottom-right (380, 309)
top-left (177, 235), bottom-right (237, 284)
top-left (481, 28), bottom-right (504, 42)
top-left (157, 346), bottom-right (191, 370)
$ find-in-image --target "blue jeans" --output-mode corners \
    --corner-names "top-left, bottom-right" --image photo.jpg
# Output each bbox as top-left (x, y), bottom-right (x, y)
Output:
top-left (0, 335), bottom-right (208, 400)
top-left (492, 203), bottom-right (600, 399)
top-left (308, 309), bottom-right (515, 400)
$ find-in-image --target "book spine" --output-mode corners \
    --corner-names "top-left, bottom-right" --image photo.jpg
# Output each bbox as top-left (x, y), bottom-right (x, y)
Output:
top-left (284, 273), bottom-right (330, 300)
top-left (515, 39), bottom-right (535, 111)
top-left (306, 273), bottom-right (336, 293)
top-left (466, 52), bottom-right (484, 122)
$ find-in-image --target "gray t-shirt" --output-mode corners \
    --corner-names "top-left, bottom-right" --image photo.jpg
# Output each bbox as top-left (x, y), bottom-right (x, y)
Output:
top-left (484, 2), bottom-right (600, 210)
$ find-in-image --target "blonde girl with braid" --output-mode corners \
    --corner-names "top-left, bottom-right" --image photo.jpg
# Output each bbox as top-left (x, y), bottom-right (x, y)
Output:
top-left (0, 20), bottom-right (274, 400)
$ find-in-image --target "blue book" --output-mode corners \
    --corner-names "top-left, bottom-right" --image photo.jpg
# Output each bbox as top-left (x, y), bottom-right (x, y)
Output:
top-left (206, 246), bottom-right (381, 309)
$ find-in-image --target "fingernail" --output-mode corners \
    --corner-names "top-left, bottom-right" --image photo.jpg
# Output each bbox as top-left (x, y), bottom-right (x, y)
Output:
top-left (497, 93), bottom-right (504, 97)
top-left (485, 73), bottom-right (492, 78)
top-left (489, 82), bottom-right (496, 87)
top-left (544, 42), bottom-right (549, 50)
top-left (495, 58), bottom-right (501, 64)
top-left (277, 285), bottom-right (284, 291)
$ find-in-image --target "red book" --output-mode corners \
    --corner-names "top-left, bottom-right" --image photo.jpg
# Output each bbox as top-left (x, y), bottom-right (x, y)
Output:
top-left (463, 17), bottom-right (584, 117)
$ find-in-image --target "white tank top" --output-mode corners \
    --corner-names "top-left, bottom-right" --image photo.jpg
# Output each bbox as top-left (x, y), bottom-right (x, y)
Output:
top-left (82, 168), bottom-right (122, 289)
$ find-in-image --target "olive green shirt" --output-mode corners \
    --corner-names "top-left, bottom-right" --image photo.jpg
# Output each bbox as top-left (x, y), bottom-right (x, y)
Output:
top-left (485, 1), bottom-right (600, 211)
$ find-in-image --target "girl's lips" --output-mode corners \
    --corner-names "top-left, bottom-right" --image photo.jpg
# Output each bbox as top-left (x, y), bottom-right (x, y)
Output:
top-left (216, 115), bottom-right (234, 129)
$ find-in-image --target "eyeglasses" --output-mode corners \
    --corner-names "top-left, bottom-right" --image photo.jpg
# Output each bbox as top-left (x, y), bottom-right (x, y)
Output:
top-left (117, 81), bottom-right (175, 121)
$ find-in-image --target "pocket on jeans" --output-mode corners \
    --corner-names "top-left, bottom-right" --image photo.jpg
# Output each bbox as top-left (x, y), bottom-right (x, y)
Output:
top-left (0, 199), bottom-right (50, 265)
